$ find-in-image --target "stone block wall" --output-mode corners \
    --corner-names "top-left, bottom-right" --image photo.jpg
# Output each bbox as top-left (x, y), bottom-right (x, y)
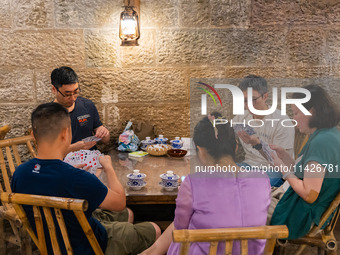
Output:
top-left (0, 0), bottom-right (340, 142)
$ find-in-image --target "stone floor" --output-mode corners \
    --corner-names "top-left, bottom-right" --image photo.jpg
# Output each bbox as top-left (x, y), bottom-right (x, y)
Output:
top-left (3, 220), bottom-right (340, 254)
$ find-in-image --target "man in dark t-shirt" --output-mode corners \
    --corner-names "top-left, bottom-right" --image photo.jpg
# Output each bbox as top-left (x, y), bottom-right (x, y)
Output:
top-left (12, 103), bottom-right (160, 254)
top-left (12, 156), bottom-right (109, 254)
top-left (50, 66), bottom-right (110, 152)
top-left (69, 96), bottom-right (102, 144)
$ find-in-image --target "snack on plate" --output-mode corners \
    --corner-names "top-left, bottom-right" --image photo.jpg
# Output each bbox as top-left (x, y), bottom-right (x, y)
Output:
top-left (146, 144), bottom-right (171, 156)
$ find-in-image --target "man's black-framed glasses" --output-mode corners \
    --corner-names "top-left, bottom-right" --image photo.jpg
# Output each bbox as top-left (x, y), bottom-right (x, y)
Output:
top-left (56, 87), bottom-right (81, 98)
top-left (244, 95), bottom-right (263, 104)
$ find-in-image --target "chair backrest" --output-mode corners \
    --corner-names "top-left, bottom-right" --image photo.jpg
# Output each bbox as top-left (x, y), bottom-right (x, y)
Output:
top-left (0, 125), bottom-right (11, 140)
top-left (0, 192), bottom-right (104, 255)
top-left (281, 191), bottom-right (340, 254)
top-left (310, 191), bottom-right (340, 236)
top-left (173, 225), bottom-right (288, 255)
top-left (0, 135), bottom-right (36, 194)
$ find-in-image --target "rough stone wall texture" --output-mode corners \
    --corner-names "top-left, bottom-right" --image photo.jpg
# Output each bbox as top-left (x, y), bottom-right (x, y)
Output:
top-left (0, 0), bottom-right (340, 145)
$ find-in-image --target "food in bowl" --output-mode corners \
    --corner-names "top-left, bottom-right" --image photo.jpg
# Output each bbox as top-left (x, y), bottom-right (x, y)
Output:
top-left (146, 144), bottom-right (171, 156)
top-left (167, 149), bottom-right (187, 158)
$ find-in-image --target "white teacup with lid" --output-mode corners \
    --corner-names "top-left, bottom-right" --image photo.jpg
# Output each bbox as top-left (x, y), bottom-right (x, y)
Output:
top-left (154, 134), bottom-right (168, 144)
top-left (160, 170), bottom-right (179, 191)
top-left (127, 169), bottom-right (146, 190)
top-left (140, 136), bottom-right (155, 150)
top-left (170, 137), bottom-right (183, 149)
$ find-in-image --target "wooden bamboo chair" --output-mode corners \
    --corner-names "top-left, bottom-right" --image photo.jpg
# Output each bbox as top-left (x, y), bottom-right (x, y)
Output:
top-left (0, 135), bottom-right (36, 255)
top-left (276, 192), bottom-right (340, 255)
top-left (172, 225), bottom-right (289, 255)
top-left (0, 192), bottom-right (104, 255)
top-left (0, 125), bottom-right (11, 140)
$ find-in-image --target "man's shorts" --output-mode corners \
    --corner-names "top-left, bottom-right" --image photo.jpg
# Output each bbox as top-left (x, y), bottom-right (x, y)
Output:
top-left (92, 209), bottom-right (156, 255)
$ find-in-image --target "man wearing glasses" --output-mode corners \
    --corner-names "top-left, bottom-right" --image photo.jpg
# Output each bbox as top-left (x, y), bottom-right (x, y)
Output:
top-left (233, 75), bottom-right (295, 187)
top-left (51, 66), bottom-right (110, 152)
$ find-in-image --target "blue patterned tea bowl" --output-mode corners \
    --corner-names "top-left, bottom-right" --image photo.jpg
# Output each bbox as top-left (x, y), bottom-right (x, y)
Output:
top-left (160, 171), bottom-right (179, 191)
top-left (170, 137), bottom-right (183, 149)
top-left (127, 181), bottom-right (146, 191)
top-left (140, 137), bottom-right (155, 150)
top-left (127, 170), bottom-right (147, 190)
top-left (154, 135), bottom-right (168, 144)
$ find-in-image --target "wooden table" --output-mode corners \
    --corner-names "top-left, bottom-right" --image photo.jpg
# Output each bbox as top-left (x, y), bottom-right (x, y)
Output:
top-left (99, 150), bottom-right (191, 205)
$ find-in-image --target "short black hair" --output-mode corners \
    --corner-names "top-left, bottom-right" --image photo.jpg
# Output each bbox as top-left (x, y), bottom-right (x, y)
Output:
top-left (239, 75), bottom-right (268, 95)
top-left (51, 66), bottom-right (79, 89)
top-left (31, 103), bottom-right (70, 143)
top-left (292, 84), bottom-right (340, 129)
top-left (209, 111), bottom-right (222, 119)
top-left (193, 114), bottom-right (236, 161)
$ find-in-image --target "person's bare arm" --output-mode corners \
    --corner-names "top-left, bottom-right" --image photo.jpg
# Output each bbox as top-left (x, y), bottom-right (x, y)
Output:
top-left (95, 125), bottom-right (110, 144)
top-left (270, 144), bottom-right (295, 169)
top-left (238, 131), bottom-right (273, 163)
top-left (98, 155), bottom-right (126, 211)
top-left (271, 150), bottom-right (325, 204)
top-left (285, 161), bottom-right (325, 203)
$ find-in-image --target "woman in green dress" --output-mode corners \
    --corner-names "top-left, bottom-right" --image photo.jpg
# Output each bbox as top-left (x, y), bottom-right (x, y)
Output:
top-left (270, 84), bottom-right (340, 239)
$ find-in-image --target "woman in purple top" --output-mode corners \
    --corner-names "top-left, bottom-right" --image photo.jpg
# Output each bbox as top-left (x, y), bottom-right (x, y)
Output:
top-left (141, 116), bottom-right (271, 255)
